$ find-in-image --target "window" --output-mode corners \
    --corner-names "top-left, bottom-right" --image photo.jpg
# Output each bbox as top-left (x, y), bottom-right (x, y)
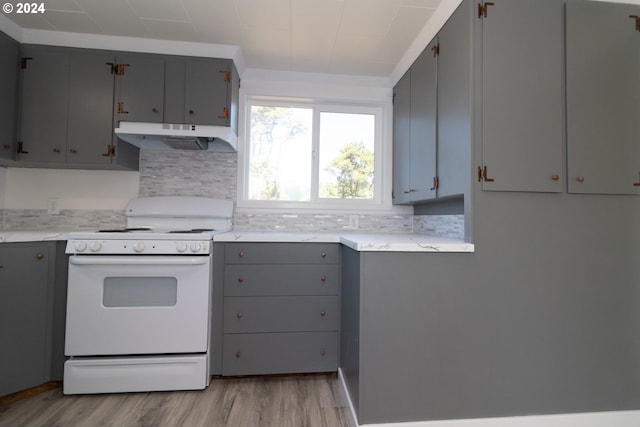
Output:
top-left (242, 98), bottom-right (383, 210)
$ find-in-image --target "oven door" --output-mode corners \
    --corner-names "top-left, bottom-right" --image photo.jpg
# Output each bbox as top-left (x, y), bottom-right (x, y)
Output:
top-left (65, 255), bottom-right (211, 356)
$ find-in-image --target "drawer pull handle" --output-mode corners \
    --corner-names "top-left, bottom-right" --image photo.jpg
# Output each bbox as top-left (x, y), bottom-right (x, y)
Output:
top-left (576, 176), bottom-right (585, 183)
top-left (235, 351), bottom-right (241, 358)
top-left (321, 252), bottom-right (327, 258)
top-left (320, 310), bottom-right (326, 317)
top-left (320, 275), bottom-right (327, 282)
top-left (238, 276), bottom-right (244, 284)
top-left (36, 253), bottom-right (44, 260)
top-left (551, 174), bottom-right (559, 181)
top-left (320, 348), bottom-right (326, 357)
top-left (238, 251), bottom-right (244, 257)
top-left (236, 312), bottom-right (243, 319)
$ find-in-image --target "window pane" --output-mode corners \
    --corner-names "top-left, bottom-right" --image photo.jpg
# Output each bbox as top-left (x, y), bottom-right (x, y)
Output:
top-left (319, 112), bottom-right (375, 199)
top-left (249, 105), bottom-right (313, 201)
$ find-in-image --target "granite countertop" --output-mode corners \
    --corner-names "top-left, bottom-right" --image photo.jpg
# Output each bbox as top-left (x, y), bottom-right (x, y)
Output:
top-left (214, 231), bottom-right (474, 253)
top-left (0, 230), bottom-right (474, 252)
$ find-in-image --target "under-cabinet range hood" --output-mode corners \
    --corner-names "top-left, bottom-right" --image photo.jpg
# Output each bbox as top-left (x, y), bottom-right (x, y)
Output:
top-left (115, 122), bottom-right (237, 152)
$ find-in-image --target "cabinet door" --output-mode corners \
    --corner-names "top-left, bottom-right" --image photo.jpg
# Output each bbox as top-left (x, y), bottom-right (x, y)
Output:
top-left (114, 54), bottom-right (164, 124)
top-left (0, 245), bottom-right (49, 396)
top-left (409, 42), bottom-right (438, 202)
top-left (184, 59), bottom-right (230, 125)
top-left (163, 58), bottom-right (186, 124)
top-left (437, 0), bottom-right (471, 198)
top-left (566, 2), bottom-right (640, 195)
top-left (18, 46), bottom-right (69, 163)
top-left (0, 32), bottom-right (18, 160)
top-left (392, 70), bottom-right (412, 204)
top-left (480, 0), bottom-right (563, 192)
top-left (67, 51), bottom-right (115, 165)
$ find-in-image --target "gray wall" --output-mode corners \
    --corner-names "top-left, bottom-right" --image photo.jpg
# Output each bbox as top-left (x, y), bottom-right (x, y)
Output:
top-left (350, 191), bottom-right (640, 423)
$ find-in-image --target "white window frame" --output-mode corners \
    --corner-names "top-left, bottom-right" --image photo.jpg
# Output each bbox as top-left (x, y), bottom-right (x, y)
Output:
top-left (237, 95), bottom-right (391, 212)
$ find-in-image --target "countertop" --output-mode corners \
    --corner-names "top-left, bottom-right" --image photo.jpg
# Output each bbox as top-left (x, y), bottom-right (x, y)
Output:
top-left (214, 231), bottom-right (474, 252)
top-left (0, 230), bottom-right (474, 252)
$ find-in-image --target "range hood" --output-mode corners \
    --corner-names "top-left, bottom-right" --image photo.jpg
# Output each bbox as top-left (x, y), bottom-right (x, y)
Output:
top-left (115, 122), bottom-right (237, 152)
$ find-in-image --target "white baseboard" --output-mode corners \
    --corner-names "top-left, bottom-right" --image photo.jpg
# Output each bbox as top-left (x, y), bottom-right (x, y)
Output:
top-left (337, 369), bottom-right (640, 427)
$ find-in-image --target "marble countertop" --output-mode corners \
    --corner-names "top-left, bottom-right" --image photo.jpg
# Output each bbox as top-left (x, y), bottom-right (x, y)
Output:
top-left (214, 231), bottom-right (474, 252)
top-left (0, 230), bottom-right (474, 252)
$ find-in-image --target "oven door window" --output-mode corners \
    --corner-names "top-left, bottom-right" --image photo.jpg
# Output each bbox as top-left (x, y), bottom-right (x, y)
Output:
top-left (103, 277), bottom-right (177, 308)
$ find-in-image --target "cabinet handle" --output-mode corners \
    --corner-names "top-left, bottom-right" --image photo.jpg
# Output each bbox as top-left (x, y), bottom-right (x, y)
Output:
top-left (576, 176), bottom-right (585, 183)
top-left (238, 251), bottom-right (244, 257)
top-left (236, 312), bottom-right (243, 319)
top-left (320, 275), bottom-right (327, 282)
top-left (235, 351), bottom-right (241, 358)
top-left (188, 109), bottom-right (194, 115)
top-left (320, 310), bottom-right (326, 317)
top-left (36, 253), bottom-right (44, 260)
top-left (152, 107), bottom-right (159, 113)
top-left (53, 148), bottom-right (61, 154)
top-left (237, 276), bottom-right (244, 284)
top-left (69, 148), bottom-right (77, 154)
top-left (551, 174), bottom-right (560, 181)
top-left (321, 252), bottom-right (327, 258)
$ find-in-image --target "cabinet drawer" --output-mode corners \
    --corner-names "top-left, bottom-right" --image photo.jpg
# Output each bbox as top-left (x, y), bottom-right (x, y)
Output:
top-left (224, 243), bottom-right (339, 264)
top-left (223, 296), bottom-right (338, 333)
top-left (224, 265), bottom-right (339, 296)
top-left (222, 332), bottom-right (338, 376)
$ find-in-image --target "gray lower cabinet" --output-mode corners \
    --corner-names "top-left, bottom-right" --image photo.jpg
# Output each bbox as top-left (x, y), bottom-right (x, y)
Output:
top-left (0, 31), bottom-right (19, 160)
top-left (479, 0), bottom-right (564, 192)
top-left (0, 243), bottom-right (51, 397)
top-left (219, 243), bottom-right (340, 376)
top-left (565, 1), bottom-right (640, 195)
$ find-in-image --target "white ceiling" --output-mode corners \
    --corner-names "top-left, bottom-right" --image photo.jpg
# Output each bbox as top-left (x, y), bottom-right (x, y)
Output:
top-left (2, 0), bottom-right (443, 77)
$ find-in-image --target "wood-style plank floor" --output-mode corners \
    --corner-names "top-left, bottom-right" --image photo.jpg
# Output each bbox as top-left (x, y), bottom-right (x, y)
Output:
top-left (0, 373), bottom-right (354, 427)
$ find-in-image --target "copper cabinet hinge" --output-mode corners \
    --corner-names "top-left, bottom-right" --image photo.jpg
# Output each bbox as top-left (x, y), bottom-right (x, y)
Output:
top-left (431, 43), bottom-right (440, 57)
top-left (630, 15), bottom-right (640, 31)
top-left (430, 176), bottom-right (440, 191)
top-left (101, 144), bottom-right (115, 157)
top-left (116, 63), bottom-right (130, 76)
top-left (16, 141), bottom-right (29, 154)
top-left (478, 2), bottom-right (494, 18)
top-left (21, 57), bottom-right (33, 70)
top-left (218, 107), bottom-right (230, 120)
top-left (106, 62), bottom-right (117, 74)
top-left (220, 69), bottom-right (231, 82)
top-left (634, 171), bottom-right (640, 187)
top-left (477, 165), bottom-right (494, 182)
top-left (117, 102), bottom-right (129, 114)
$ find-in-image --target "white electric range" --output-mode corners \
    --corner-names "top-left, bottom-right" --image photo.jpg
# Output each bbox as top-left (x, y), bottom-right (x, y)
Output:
top-left (63, 196), bottom-right (233, 395)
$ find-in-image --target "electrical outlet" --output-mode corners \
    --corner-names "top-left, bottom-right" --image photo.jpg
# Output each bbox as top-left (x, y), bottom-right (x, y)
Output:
top-left (348, 215), bottom-right (359, 229)
top-left (47, 198), bottom-right (60, 215)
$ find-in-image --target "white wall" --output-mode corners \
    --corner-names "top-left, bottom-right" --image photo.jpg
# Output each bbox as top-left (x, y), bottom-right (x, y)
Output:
top-left (2, 168), bottom-right (139, 210)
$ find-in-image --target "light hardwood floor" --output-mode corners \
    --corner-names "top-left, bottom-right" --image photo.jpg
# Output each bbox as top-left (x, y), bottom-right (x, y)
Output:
top-left (0, 373), bottom-right (354, 427)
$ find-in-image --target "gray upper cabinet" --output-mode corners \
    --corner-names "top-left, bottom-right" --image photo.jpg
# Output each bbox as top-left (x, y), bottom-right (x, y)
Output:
top-left (392, 40), bottom-right (437, 205)
top-left (392, 69), bottom-right (412, 204)
top-left (566, 1), bottom-right (640, 195)
top-left (67, 51), bottom-right (116, 165)
top-left (114, 54), bottom-right (164, 124)
top-left (479, 0), bottom-right (563, 192)
top-left (165, 57), bottom-right (235, 127)
top-left (0, 32), bottom-right (18, 160)
top-left (437, 0), bottom-right (471, 199)
top-left (17, 46), bottom-right (70, 163)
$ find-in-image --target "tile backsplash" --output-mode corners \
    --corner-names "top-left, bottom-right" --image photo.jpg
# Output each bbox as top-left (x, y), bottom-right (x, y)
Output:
top-left (1, 149), bottom-right (464, 238)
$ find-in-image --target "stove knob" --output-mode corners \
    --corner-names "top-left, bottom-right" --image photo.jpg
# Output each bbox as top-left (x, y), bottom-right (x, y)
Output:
top-left (74, 241), bottom-right (87, 252)
top-left (89, 241), bottom-right (102, 252)
top-left (189, 242), bottom-right (202, 253)
top-left (176, 241), bottom-right (188, 253)
top-left (133, 242), bottom-right (145, 253)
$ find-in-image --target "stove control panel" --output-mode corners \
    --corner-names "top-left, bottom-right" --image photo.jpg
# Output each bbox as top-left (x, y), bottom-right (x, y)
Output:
top-left (66, 239), bottom-right (211, 255)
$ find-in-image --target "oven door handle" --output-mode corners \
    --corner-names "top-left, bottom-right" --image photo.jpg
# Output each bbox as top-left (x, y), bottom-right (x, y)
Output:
top-left (69, 256), bottom-right (208, 266)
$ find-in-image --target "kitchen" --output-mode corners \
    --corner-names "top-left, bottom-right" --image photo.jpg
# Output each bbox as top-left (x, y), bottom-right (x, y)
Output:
top-left (1, 0), bottom-right (640, 426)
